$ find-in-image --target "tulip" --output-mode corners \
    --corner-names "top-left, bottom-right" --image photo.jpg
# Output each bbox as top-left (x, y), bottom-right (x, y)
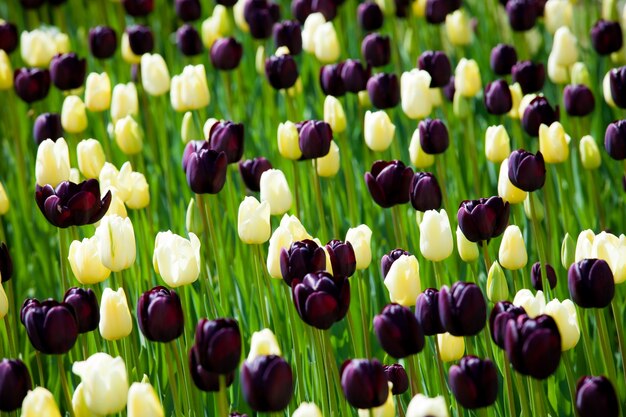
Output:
top-left (238, 197), bottom-right (271, 244)
top-left (486, 261), bottom-right (508, 302)
top-left (445, 10), bottom-right (472, 46)
top-left (575, 376), bottom-right (619, 417)
top-left (313, 21), bottom-right (339, 63)
top-left (416, 118), bottom-right (448, 155)
top-left (439, 282), bottom-right (486, 336)
top-left (512, 288), bottom-right (545, 318)
top-left (176, 24), bottom-right (203, 56)
top-left (293, 402), bottom-right (322, 417)
top-left (361, 33), bottom-right (390, 67)
top-left (210, 37), bottom-right (244, 70)
top-left (586, 231), bottom-right (626, 284)
top-left (414, 288), bottom-right (444, 335)
top-left (63, 288), bottom-right (99, 334)
top-left (417, 51), bottom-right (450, 88)
top-left (512, 61), bottom-right (545, 95)
top-left (114, 115), bottom-right (143, 155)
top-left (20, 29), bottom-right (64, 67)
top-left (153, 230), bottom-right (201, 287)
top-left (297, 120), bottom-right (332, 159)
top-left (341, 59), bottom-right (370, 93)
top-left (68, 236), bottom-right (111, 285)
top-left (365, 160), bottom-right (413, 208)
top-left (99, 288), bottom-right (133, 341)
top-left (0, 359), bottom-right (31, 412)
top-left (301, 12), bottom-right (325, 53)
top-left (325, 239), bottom-right (356, 278)
top-left (508, 83), bottom-right (523, 119)
top-left (320, 64), bottom-right (346, 97)
top-left (609, 68), bottom-right (626, 109)
top-left (400, 69), bottom-right (433, 119)
top-left (0, 51), bottom-right (12, 90)
top-left (604, 119), bottom-right (626, 160)
top-left (505, 0), bottom-right (537, 30)
top-left (14, 67), bottom-right (50, 103)
top-left (489, 301), bottom-right (525, 348)
top-left (425, 0), bottom-right (459, 23)
top-left (21, 387), bottom-right (61, 417)
top-left (551, 26), bottom-right (578, 67)
top-left (99, 161), bottom-right (137, 202)
top-left (543, 0), bottom-right (571, 33)
top-left (194, 318), bottom-right (241, 373)
top-left (367, 73), bottom-right (400, 109)
top-left (452, 225), bottom-right (478, 263)
top-left (265, 54), bottom-right (299, 90)
top-left (406, 394), bottom-right (449, 417)
top-left (457, 196), bottom-right (510, 242)
top-left (273, 21), bottom-right (302, 56)
top-left (20, 298), bottom-right (78, 354)
top-left (484, 80), bottom-right (513, 115)
top-left (33, 113), bottom-right (63, 146)
top-left (137, 286), bottom-right (184, 343)
top-left (380, 249), bottom-right (411, 279)
top-left (207, 121), bottom-right (245, 163)
top-left (538, 122), bottom-right (570, 164)
top-left (484, 125), bottom-right (510, 163)
top-left (498, 225), bottom-right (528, 270)
top-left (507, 149), bottom-right (546, 192)
top-left (122, 0), bottom-right (153, 15)
top-left (60, 95), bottom-right (88, 133)
top-left (259, 169), bottom-right (293, 215)
top-left (266, 215), bottom-right (313, 278)
top-left (454, 58), bottom-right (481, 98)
top-left (364, 110), bottom-right (395, 152)
top-left (277, 121), bottom-right (302, 160)
top-left (126, 378), bottom-right (164, 417)
top-left (358, 1), bottom-right (383, 30)
top-left (248, 328), bottom-right (282, 360)
top-left (171, 65), bottom-right (210, 111)
top-left (176, 0), bottom-right (201, 20)
top-left (591, 20), bottom-right (623, 55)
top-left (449, 356), bottom-right (498, 409)
top-left (140, 53), bottom-right (170, 96)
top-left (50, 53), bottom-right (86, 91)
top-left (522, 96), bottom-right (559, 137)
top-left (292, 271), bottom-right (350, 329)
top-left (531, 262), bottom-right (557, 291)
top-left (563, 84), bottom-right (595, 117)
top-left (323, 95), bottom-right (346, 133)
top-left (579, 135), bottom-right (601, 169)
top-left (505, 314), bottom-right (561, 379)
top-left (544, 298), bottom-right (580, 351)
top-left (239, 157), bottom-right (272, 192)
top-left (341, 359), bottom-right (388, 409)
top-left (0, 21), bottom-right (18, 54)
top-left (384, 254), bottom-right (420, 307)
top-left (0, 183), bottom-right (8, 216)
top-left (126, 25), bottom-right (154, 56)
top-left (244, 0), bottom-right (280, 39)
top-left (346, 225), bottom-right (372, 270)
top-left (490, 44), bottom-right (517, 75)
top-left (185, 147), bottom-right (228, 194)
top-left (382, 364), bottom-right (408, 395)
top-left (72, 353), bottom-right (128, 415)
top-left (409, 172), bottom-right (441, 212)
top-left (498, 158), bottom-right (527, 204)
top-left (419, 209), bottom-right (453, 262)
top-left (89, 26), bottom-right (117, 59)
top-left (110, 82), bottom-right (138, 122)
top-left (82, 72), bottom-right (111, 112)
top-left (374, 303), bottom-right (424, 358)
top-left (241, 355), bottom-right (293, 411)
top-left (568, 258), bottom-right (615, 308)
top-left (95, 214), bottom-right (135, 272)
top-left (437, 332), bottom-right (465, 362)
top-left (189, 345), bottom-right (235, 391)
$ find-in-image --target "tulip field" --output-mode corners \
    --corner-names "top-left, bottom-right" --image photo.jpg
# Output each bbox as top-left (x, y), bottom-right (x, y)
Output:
top-left (2, 0), bottom-right (626, 415)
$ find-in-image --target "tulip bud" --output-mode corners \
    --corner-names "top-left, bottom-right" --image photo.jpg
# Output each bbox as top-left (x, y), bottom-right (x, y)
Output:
top-left (484, 125), bottom-right (511, 163)
top-left (346, 224), bottom-right (372, 270)
top-left (551, 26), bottom-right (579, 68)
top-left (361, 33), bottom-right (390, 67)
top-left (418, 50), bottom-right (451, 88)
top-left (513, 289), bottom-right (545, 317)
top-left (603, 71), bottom-right (617, 107)
top-left (544, 0), bottom-right (572, 33)
top-left (604, 119), bottom-right (626, 160)
top-left (248, 328), bottom-right (282, 360)
top-left (409, 130), bottom-right (435, 168)
top-left (445, 10), bottom-right (472, 46)
top-left (20, 29), bottom-right (62, 67)
top-left (63, 287), bottom-right (99, 334)
top-left (294, 402), bottom-right (322, 417)
top-left (384, 254), bottom-right (420, 307)
top-left (323, 95), bottom-right (346, 133)
top-left (111, 82), bottom-right (138, 122)
top-left (449, 356), bottom-right (498, 409)
top-left (419, 209), bottom-right (453, 262)
top-left (61, 95), bottom-right (88, 134)
top-left (140, 53), bottom-right (170, 96)
top-left (114, 116), bottom-right (143, 155)
top-left (358, 1), bottom-right (384, 30)
top-left (592, 19), bottom-right (623, 55)
top-left (0, 21), bottom-right (18, 54)
top-left (0, 359), bottom-right (31, 412)
top-left (241, 355), bottom-right (293, 412)
top-left (486, 261), bottom-right (508, 302)
top-left (539, 122), bottom-right (569, 163)
top-left (544, 298), bottom-right (580, 351)
top-left (320, 64), bottom-right (346, 96)
top-left (374, 303), bottom-right (425, 358)
top-left (454, 58), bottom-right (481, 98)
top-left (83, 72), bottom-right (111, 112)
top-left (98, 287), bottom-right (133, 341)
top-left (313, 22), bottom-right (339, 63)
top-left (498, 158), bottom-right (527, 204)
top-left (238, 196), bottom-right (271, 244)
top-left (277, 121), bottom-right (302, 160)
top-left (409, 172), bottom-right (441, 212)
top-left (68, 236), bottom-right (111, 285)
top-left (365, 160), bottom-right (413, 207)
top-left (400, 69), bottom-right (432, 119)
top-left (171, 65), bottom-right (210, 111)
top-left (364, 110), bottom-right (395, 151)
top-left (437, 332), bottom-right (465, 362)
top-left (0, 182), bottom-right (8, 215)
top-left (126, 379), bottom-right (164, 417)
top-left (265, 54), bottom-right (299, 90)
top-left (211, 37), bottom-right (244, 70)
top-left (508, 83), bottom-right (523, 119)
top-left (563, 84), bottom-right (595, 117)
top-left (153, 231), bottom-right (200, 287)
top-left (95, 215), bottom-right (136, 272)
top-left (457, 197), bottom-right (510, 243)
top-left (490, 44), bottom-right (517, 75)
top-left (176, 0), bottom-right (201, 20)
top-left (33, 113), bottom-right (63, 145)
top-left (568, 258), bottom-right (615, 308)
top-left (72, 353), bottom-right (128, 415)
top-left (406, 394), bottom-right (449, 417)
top-left (176, 24), bottom-right (203, 56)
top-left (454, 225), bottom-right (478, 262)
top-left (547, 54), bottom-right (569, 85)
top-left (21, 387), bottom-right (62, 417)
top-left (137, 286), bottom-right (184, 343)
top-left (512, 61), bottom-right (545, 95)
top-left (35, 137), bottom-right (70, 187)
top-left (21, 298), bottom-right (79, 354)
top-left (439, 282), bottom-right (487, 336)
top-left (260, 169), bottom-right (293, 215)
top-left (522, 193), bottom-right (544, 222)
top-left (382, 364), bottom-right (408, 395)
top-left (506, 0), bottom-right (538, 31)
top-left (484, 80), bottom-right (513, 115)
top-left (341, 359), bottom-right (388, 409)
top-left (316, 140), bottom-right (340, 177)
top-left (576, 376), bottom-right (619, 417)
top-left (531, 262), bottom-right (557, 291)
top-left (88, 26), bottom-right (117, 59)
top-left (498, 225), bottom-right (528, 270)
top-left (283, 240), bottom-right (328, 286)
top-left (576, 135), bottom-right (601, 169)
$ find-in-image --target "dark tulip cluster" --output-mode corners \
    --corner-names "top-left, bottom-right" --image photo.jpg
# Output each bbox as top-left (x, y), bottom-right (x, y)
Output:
top-left (365, 160), bottom-right (413, 208)
top-left (340, 359), bottom-right (389, 409)
top-left (122, 0), bottom-right (154, 16)
top-left (383, 364), bottom-right (408, 395)
top-left (89, 26), bottom-right (117, 59)
top-left (484, 79), bottom-right (513, 115)
top-left (208, 121), bottom-right (245, 163)
top-left (244, 0), bottom-right (281, 39)
top-left (211, 38), bottom-right (243, 70)
top-left (0, 359), bottom-right (32, 412)
top-left (576, 376), bottom-right (619, 417)
top-left (297, 120), bottom-right (332, 160)
top-left (320, 63), bottom-right (346, 97)
top-left (50, 53), bottom-right (87, 91)
top-left (238, 157), bottom-right (272, 192)
top-left (604, 119), bottom-right (626, 160)
top-left (0, 243), bottom-right (13, 282)
top-left (273, 21), bottom-right (302, 55)
top-left (14, 68), bottom-right (51, 103)
top-left (176, 25), bottom-right (203, 56)
top-left (137, 286), bottom-right (184, 343)
top-left (439, 282), bottom-right (487, 336)
top-left (183, 142), bottom-right (228, 194)
top-left (505, 314), bottom-right (561, 379)
top-left (591, 19), bottom-right (623, 55)
top-left (415, 288), bottom-right (445, 335)
top-left (457, 196), bottom-right (510, 242)
top-left (530, 262), bottom-right (557, 291)
top-left (507, 149), bottom-right (546, 192)
top-left (489, 301), bottom-right (525, 348)
top-left (357, 1), bottom-right (383, 31)
top-left (568, 259), bottom-right (615, 308)
top-left (361, 33), bottom-right (391, 67)
top-left (325, 239), bottom-right (356, 278)
top-left (341, 59), bottom-right (370, 93)
top-left (449, 356), bottom-right (498, 409)
top-left (126, 25), bottom-right (154, 55)
top-left (506, 0), bottom-right (538, 31)
top-left (280, 239), bottom-right (327, 286)
top-left (0, 21), bottom-right (18, 54)
top-left (418, 50), bottom-right (452, 88)
top-left (35, 180), bottom-right (112, 228)
top-left (193, 318), bottom-right (242, 374)
top-left (522, 96), bottom-right (559, 137)
top-left (241, 355), bottom-right (293, 412)
top-left (265, 54), bottom-right (299, 90)
top-left (20, 298), bottom-right (79, 354)
top-left (292, 271), bottom-right (350, 329)
top-left (409, 172), bottom-right (442, 212)
top-left (490, 44), bottom-right (517, 75)
top-left (189, 346), bottom-right (235, 391)
top-left (419, 118), bottom-right (449, 154)
top-left (380, 248), bottom-right (411, 279)
top-left (33, 113), bottom-right (63, 145)
top-left (512, 60), bottom-right (545, 94)
top-left (563, 84), bottom-right (595, 117)
top-left (374, 303), bottom-right (425, 358)
top-left (175, 0), bottom-right (201, 21)
top-left (63, 288), bottom-right (99, 334)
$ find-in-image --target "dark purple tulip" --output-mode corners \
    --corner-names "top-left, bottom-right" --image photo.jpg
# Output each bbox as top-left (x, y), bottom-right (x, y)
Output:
top-left (341, 59), bottom-right (370, 93)
top-left (410, 172), bottom-right (442, 212)
top-left (89, 26), bottom-right (117, 59)
top-left (506, 0), bottom-right (537, 31)
top-left (522, 96), bottom-right (559, 137)
top-left (374, 303), bottom-right (425, 358)
top-left (365, 160), bottom-right (413, 208)
top-left (604, 120), bottom-right (626, 160)
top-left (182, 140), bottom-right (207, 172)
top-left (489, 301), bottom-right (526, 349)
top-left (49, 53), bottom-right (86, 91)
top-left (35, 180), bottom-right (112, 228)
top-left (291, 0), bottom-right (313, 24)
top-left (443, 76), bottom-right (455, 102)
top-left (292, 271), bottom-right (350, 329)
top-left (189, 345), bottom-right (235, 391)
top-left (325, 240), bottom-right (356, 278)
top-left (238, 157), bottom-right (272, 192)
top-left (63, 288), bottom-right (99, 334)
top-left (530, 262), bottom-right (557, 291)
top-left (297, 120), bottom-right (332, 160)
top-left (394, 0), bottom-right (411, 17)
top-left (280, 239), bottom-right (327, 286)
top-left (176, 25), bottom-right (203, 56)
top-left (568, 259), bottom-right (615, 308)
top-left (0, 21), bottom-right (18, 54)
top-left (194, 318), bottom-right (241, 374)
top-left (185, 148), bottom-right (228, 194)
top-left (564, 84), bottom-right (595, 117)
top-left (273, 21), bottom-right (302, 55)
top-left (244, 0), bottom-right (281, 39)
top-left (265, 54), bottom-right (299, 90)
top-left (576, 376), bottom-right (619, 417)
top-left (591, 20), bottom-right (623, 55)
top-left (241, 355), bottom-right (293, 412)
top-left (19, 0), bottom-right (45, 8)
top-left (490, 44), bottom-right (517, 75)
top-left (0, 243), bottom-right (13, 283)
top-left (33, 113), bottom-right (63, 145)
top-left (126, 25), bottom-right (154, 55)
top-left (419, 118), bottom-right (449, 154)
top-left (122, 0), bottom-right (154, 16)
top-left (457, 196), bottom-right (510, 242)
top-left (449, 356), bottom-right (498, 409)
top-left (484, 80), bottom-right (513, 115)
top-left (210, 37), bottom-right (243, 70)
top-left (415, 288), bottom-right (445, 335)
top-left (20, 298), bottom-right (78, 354)
top-left (507, 149), bottom-right (546, 192)
top-left (418, 50), bottom-right (451, 88)
top-left (380, 248), bottom-right (411, 279)
top-left (340, 359), bottom-right (389, 409)
top-left (14, 68), bottom-right (50, 103)
top-left (383, 364), bottom-right (408, 395)
top-left (439, 282), bottom-right (487, 336)
top-left (358, 1), bottom-right (383, 31)
top-left (361, 33), bottom-right (391, 67)
top-left (512, 61), bottom-right (545, 94)
top-left (610, 66), bottom-right (626, 108)
top-left (0, 359), bottom-right (31, 412)
top-left (312, 0), bottom-right (337, 20)
top-left (208, 121), bottom-right (245, 163)
top-left (367, 73), bottom-right (400, 109)
top-left (505, 314), bottom-right (561, 379)
top-left (137, 286), bottom-right (184, 343)
top-left (320, 63), bottom-right (346, 97)
top-left (176, 0), bottom-right (201, 21)
top-left (425, 0), bottom-right (459, 24)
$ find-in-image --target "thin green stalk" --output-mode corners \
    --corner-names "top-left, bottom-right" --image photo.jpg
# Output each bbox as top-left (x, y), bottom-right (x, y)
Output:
top-left (357, 272), bottom-right (371, 358)
top-left (58, 228), bottom-right (70, 293)
top-left (433, 261), bottom-right (444, 288)
top-left (35, 352), bottom-right (44, 387)
top-left (311, 160), bottom-right (328, 242)
top-left (171, 341), bottom-right (193, 416)
top-left (406, 354), bottom-right (423, 395)
top-left (610, 300), bottom-right (626, 386)
top-left (562, 353), bottom-right (577, 410)
top-left (594, 308), bottom-right (617, 384)
top-left (3, 316), bottom-right (16, 358)
top-left (57, 355), bottom-right (76, 417)
top-left (502, 354), bottom-right (516, 417)
top-left (253, 244), bottom-right (270, 328)
top-left (292, 161), bottom-right (301, 218)
top-left (163, 342), bottom-right (183, 417)
top-left (528, 193), bottom-right (552, 300)
top-left (433, 342), bottom-right (450, 408)
top-left (217, 374), bottom-right (229, 417)
top-left (481, 243), bottom-right (492, 272)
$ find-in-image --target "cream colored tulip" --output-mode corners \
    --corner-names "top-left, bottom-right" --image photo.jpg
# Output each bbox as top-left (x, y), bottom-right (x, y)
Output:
top-left (85, 72), bottom-right (112, 112)
top-left (153, 231), bottom-right (201, 287)
top-left (551, 26), bottom-right (578, 67)
top-left (302, 13), bottom-right (326, 53)
top-left (324, 95), bottom-right (346, 133)
top-left (316, 141), bottom-right (340, 177)
top-left (456, 225), bottom-right (479, 262)
top-left (508, 83), bottom-right (523, 119)
top-left (437, 332), bottom-right (465, 362)
top-left (105, 191), bottom-right (128, 218)
top-left (314, 22), bottom-right (340, 63)
top-left (547, 53), bottom-right (569, 84)
top-left (95, 215), bottom-right (136, 272)
top-left (401, 69), bottom-right (433, 119)
top-left (127, 380), bottom-right (164, 417)
top-left (69, 236), bottom-right (111, 285)
top-left (346, 224), bottom-right (373, 270)
top-left (590, 231), bottom-right (626, 284)
top-left (406, 394), bottom-right (449, 417)
top-left (233, 1), bottom-right (248, 32)
top-left (0, 181), bottom-right (9, 215)
top-left (114, 116), bottom-right (143, 155)
top-left (419, 209), bottom-right (453, 262)
top-left (485, 125), bottom-right (511, 164)
top-left (364, 110), bottom-right (395, 151)
top-left (171, 65), bottom-right (210, 112)
top-left (77, 139), bottom-right (106, 179)
top-left (539, 122), bottom-right (569, 163)
top-left (513, 289), bottom-right (545, 318)
top-left (20, 29), bottom-right (63, 67)
top-left (280, 214), bottom-right (312, 241)
top-left (498, 159), bottom-right (527, 204)
top-left (248, 328), bottom-right (282, 360)
top-left (454, 58), bottom-right (481, 98)
top-left (125, 171), bottom-right (150, 210)
top-left (0, 50), bottom-right (12, 90)
top-left (295, 403), bottom-right (323, 417)
top-left (574, 229), bottom-right (595, 262)
top-left (110, 83), bottom-right (138, 122)
top-left (99, 162), bottom-right (134, 202)
top-left (69, 168), bottom-right (80, 184)
top-left (238, 196), bottom-right (271, 244)
top-left (445, 10), bottom-right (473, 46)
top-left (21, 387), bottom-right (62, 417)
top-left (267, 226), bottom-right (295, 279)
top-left (72, 383), bottom-right (103, 417)
top-left (545, 298), bottom-right (580, 351)
top-left (579, 135), bottom-right (601, 170)
top-left (385, 254), bottom-right (421, 306)
top-left (73, 353), bottom-right (128, 415)
top-left (260, 169), bottom-right (293, 215)
top-left (278, 121), bottom-right (302, 160)
top-left (61, 96), bottom-right (88, 133)
top-left (35, 138), bottom-right (70, 187)
top-left (99, 288), bottom-right (133, 341)
top-left (544, 0), bottom-right (572, 33)
top-left (498, 225), bottom-right (528, 270)
top-left (523, 193), bottom-right (544, 222)
top-left (409, 129), bottom-right (435, 168)
top-left (141, 53), bottom-right (170, 96)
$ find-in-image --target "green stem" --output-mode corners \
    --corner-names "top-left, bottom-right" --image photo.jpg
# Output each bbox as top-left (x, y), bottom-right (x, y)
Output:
top-left (35, 352), bottom-right (44, 387)
top-left (433, 341), bottom-right (450, 408)
top-left (502, 354), bottom-right (516, 417)
top-left (481, 242), bottom-right (492, 272)
top-left (217, 374), bottom-right (229, 417)
top-left (528, 193), bottom-right (552, 300)
top-left (595, 308), bottom-right (617, 383)
top-left (58, 228), bottom-right (70, 292)
top-left (311, 160), bottom-right (328, 242)
top-left (163, 343), bottom-right (183, 417)
top-left (253, 244), bottom-right (270, 328)
top-left (610, 300), bottom-right (626, 387)
top-left (562, 353), bottom-right (577, 410)
top-left (57, 355), bottom-right (76, 417)
top-left (3, 316), bottom-right (16, 358)
top-left (406, 354), bottom-right (423, 395)
top-left (433, 261), bottom-right (444, 288)
top-left (358, 272), bottom-right (371, 358)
